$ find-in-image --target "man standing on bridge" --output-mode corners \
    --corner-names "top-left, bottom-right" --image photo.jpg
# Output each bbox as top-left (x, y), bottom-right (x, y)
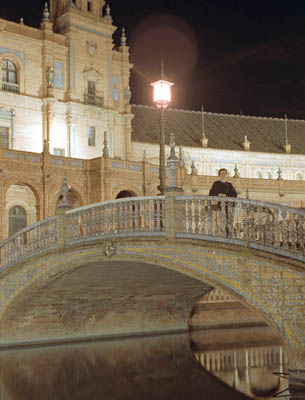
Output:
top-left (209, 168), bottom-right (237, 198)
top-left (209, 168), bottom-right (237, 234)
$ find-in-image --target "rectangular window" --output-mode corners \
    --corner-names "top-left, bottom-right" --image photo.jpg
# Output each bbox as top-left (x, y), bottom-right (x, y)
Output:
top-left (0, 126), bottom-right (9, 148)
top-left (87, 1), bottom-right (92, 11)
top-left (88, 126), bottom-right (95, 146)
top-left (53, 148), bottom-right (65, 156)
top-left (55, 62), bottom-right (63, 89)
top-left (88, 81), bottom-right (95, 95)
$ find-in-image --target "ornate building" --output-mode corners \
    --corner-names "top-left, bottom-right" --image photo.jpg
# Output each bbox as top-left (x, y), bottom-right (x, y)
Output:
top-left (0, 0), bottom-right (305, 240)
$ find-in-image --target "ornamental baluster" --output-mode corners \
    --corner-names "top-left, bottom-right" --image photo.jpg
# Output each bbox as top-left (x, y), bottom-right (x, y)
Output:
top-left (99, 207), bottom-right (104, 235)
top-left (123, 202), bottom-right (128, 233)
top-left (90, 209), bottom-right (94, 235)
top-left (187, 200), bottom-right (192, 233)
top-left (114, 203), bottom-right (119, 234)
top-left (144, 200), bottom-right (149, 232)
top-left (220, 199), bottom-right (226, 237)
top-left (227, 201), bottom-right (233, 238)
top-left (241, 203), bottom-right (248, 242)
top-left (118, 202), bottom-right (122, 233)
top-left (298, 214), bottom-right (304, 255)
top-left (139, 200), bottom-right (144, 232)
top-left (156, 200), bottom-right (161, 232)
top-left (194, 199), bottom-right (199, 234)
top-left (200, 199), bottom-right (206, 235)
top-left (207, 199), bottom-right (213, 236)
top-left (257, 206), bottom-right (263, 243)
top-left (133, 201), bottom-right (137, 232)
top-left (265, 210), bottom-right (271, 246)
top-left (274, 209), bottom-right (280, 248)
top-left (290, 212), bottom-right (296, 251)
top-left (97, 207), bottom-right (102, 234)
top-left (104, 205), bottom-right (109, 235)
top-left (181, 199), bottom-right (186, 233)
top-left (150, 200), bottom-right (155, 232)
top-left (127, 201), bottom-right (131, 232)
top-left (249, 205), bottom-right (255, 242)
top-left (86, 210), bottom-right (91, 235)
top-left (281, 210), bottom-right (288, 249)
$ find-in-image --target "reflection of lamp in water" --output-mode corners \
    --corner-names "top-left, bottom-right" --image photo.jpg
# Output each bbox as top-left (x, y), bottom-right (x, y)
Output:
top-left (151, 61), bottom-right (174, 195)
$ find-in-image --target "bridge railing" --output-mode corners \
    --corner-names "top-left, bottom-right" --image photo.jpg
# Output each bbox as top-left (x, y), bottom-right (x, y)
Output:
top-left (175, 195), bottom-right (305, 259)
top-left (0, 194), bottom-right (305, 269)
top-left (0, 217), bottom-right (57, 268)
top-left (65, 196), bottom-right (165, 243)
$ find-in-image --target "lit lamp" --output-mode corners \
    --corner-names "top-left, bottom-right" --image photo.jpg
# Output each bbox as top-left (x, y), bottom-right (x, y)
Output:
top-left (151, 71), bottom-right (174, 194)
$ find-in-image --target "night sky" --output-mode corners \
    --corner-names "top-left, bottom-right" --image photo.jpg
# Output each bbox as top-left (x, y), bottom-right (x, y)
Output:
top-left (1, 0), bottom-right (305, 119)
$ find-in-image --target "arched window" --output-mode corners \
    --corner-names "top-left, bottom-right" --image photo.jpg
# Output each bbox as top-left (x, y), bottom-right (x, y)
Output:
top-left (9, 205), bottom-right (27, 236)
top-left (296, 172), bottom-right (303, 181)
top-left (2, 60), bottom-right (18, 93)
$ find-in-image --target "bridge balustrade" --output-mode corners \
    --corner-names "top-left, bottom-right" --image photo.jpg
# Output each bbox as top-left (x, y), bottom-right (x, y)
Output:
top-left (65, 196), bottom-right (165, 243)
top-left (0, 217), bottom-right (57, 268)
top-left (175, 195), bottom-right (305, 259)
top-left (0, 195), bottom-right (304, 269)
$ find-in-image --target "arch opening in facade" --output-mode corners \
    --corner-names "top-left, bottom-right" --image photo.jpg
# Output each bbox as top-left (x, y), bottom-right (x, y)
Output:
top-left (5, 183), bottom-right (39, 237)
top-left (116, 190), bottom-right (137, 199)
top-left (55, 188), bottom-right (82, 210)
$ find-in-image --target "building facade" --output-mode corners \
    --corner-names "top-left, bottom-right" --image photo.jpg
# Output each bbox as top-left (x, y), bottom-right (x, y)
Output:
top-left (0, 0), bottom-right (305, 240)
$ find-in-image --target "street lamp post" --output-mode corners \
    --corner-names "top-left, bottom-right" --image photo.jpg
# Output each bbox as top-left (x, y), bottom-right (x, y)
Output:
top-left (151, 71), bottom-right (174, 195)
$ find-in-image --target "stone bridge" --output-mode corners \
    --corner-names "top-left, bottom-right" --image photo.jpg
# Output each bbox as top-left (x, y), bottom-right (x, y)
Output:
top-left (0, 193), bottom-right (304, 370)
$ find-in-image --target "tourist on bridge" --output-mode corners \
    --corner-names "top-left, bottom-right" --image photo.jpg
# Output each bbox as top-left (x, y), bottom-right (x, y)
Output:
top-left (209, 168), bottom-right (237, 235)
top-left (209, 168), bottom-right (237, 198)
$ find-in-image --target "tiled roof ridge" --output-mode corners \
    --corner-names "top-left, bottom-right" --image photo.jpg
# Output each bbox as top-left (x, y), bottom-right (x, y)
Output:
top-left (131, 104), bottom-right (305, 123)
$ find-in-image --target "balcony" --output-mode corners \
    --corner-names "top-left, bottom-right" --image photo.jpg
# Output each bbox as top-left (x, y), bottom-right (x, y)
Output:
top-left (2, 82), bottom-right (19, 94)
top-left (84, 94), bottom-right (104, 107)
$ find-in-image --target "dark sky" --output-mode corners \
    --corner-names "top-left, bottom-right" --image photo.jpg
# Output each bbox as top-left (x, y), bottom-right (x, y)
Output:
top-left (1, 0), bottom-right (305, 118)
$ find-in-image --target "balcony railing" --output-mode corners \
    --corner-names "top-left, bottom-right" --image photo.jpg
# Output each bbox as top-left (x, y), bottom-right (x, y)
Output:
top-left (2, 82), bottom-right (19, 93)
top-left (84, 93), bottom-right (104, 107)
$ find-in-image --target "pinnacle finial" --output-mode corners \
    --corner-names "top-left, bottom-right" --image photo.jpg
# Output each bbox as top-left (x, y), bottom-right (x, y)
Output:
top-left (41, 2), bottom-right (50, 22)
top-left (105, 3), bottom-right (112, 19)
top-left (191, 160), bottom-right (197, 175)
top-left (179, 146), bottom-right (185, 168)
top-left (121, 27), bottom-right (127, 46)
top-left (233, 164), bottom-right (240, 178)
top-left (20, 17), bottom-right (24, 25)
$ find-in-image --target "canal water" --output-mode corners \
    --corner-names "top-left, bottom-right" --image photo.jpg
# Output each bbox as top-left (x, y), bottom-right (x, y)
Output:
top-left (0, 328), bottom-right (290, 400)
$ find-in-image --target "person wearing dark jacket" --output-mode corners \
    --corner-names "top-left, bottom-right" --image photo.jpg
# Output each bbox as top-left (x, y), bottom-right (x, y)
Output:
top-left (209, 168), bottom-right (237, 198)
top-left (209, 168), bottom-right (237, 235)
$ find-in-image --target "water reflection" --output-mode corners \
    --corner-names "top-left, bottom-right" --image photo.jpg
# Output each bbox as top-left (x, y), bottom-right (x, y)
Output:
top-left (0, 328), bottom-right (292, 400)
top-left (191, 339), bottom-right (289, 399)
top-left (0, 333), bottom-right (253, 400)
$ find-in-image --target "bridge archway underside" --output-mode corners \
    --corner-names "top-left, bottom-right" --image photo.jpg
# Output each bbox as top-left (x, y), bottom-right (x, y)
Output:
top-left (0, 237), bottom-right (304, 369)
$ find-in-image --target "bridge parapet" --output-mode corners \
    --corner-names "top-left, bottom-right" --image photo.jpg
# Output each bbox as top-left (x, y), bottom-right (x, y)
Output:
top-left (0, 194), bottom-right (305, 269)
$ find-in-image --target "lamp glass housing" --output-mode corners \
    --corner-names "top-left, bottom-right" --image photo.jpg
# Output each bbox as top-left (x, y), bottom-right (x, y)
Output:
top-left (151, 79), bottom-right (174, 108)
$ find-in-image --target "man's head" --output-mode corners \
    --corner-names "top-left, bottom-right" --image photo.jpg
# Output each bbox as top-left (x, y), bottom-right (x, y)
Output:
top-left (218, 168), bottom-right (228, 180)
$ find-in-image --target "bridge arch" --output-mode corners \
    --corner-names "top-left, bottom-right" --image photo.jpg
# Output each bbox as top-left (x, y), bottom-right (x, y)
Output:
top-left (0, 238), bottom-right (300, 369)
